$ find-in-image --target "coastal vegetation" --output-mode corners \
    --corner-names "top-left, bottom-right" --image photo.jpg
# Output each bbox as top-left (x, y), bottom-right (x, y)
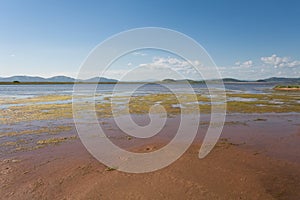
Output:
top-left (0, 92), bottom-right (299, 125)
top-left (36, 136), bottom-right (77, 145)
top-left (274, 85), bottom-right (300, 91)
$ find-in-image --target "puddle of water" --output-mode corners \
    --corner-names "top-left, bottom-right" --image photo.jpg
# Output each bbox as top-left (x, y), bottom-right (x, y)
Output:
top-left (227, 97), bottom-right (258, 102)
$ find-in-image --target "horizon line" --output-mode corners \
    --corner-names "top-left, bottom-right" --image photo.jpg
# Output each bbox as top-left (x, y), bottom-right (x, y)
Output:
top-left (0, 75), bottom-right (299, 83)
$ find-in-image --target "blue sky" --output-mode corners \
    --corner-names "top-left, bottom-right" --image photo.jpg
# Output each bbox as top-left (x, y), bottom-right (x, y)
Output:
top-left (0, 0), bottom-right (300, 80)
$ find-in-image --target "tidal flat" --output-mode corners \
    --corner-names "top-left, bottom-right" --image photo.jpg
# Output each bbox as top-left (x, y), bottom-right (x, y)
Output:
top-left (0, 91), bottom-right (299, 154)
top-left (0, 90), bottom-right (300, 199)
top-left (0, 91), bottom-right (299, 125)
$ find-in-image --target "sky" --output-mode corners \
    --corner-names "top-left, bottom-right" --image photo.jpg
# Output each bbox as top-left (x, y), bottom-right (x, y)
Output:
top-left (0, 0), bottom-right (300, 80)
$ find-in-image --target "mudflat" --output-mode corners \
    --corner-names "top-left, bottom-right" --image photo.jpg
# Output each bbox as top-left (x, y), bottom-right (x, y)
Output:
top-left (1, 113), bottom-right (300, 200)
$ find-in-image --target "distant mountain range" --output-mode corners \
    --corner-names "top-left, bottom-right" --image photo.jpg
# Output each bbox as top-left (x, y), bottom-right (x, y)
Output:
top-left (162, 77), bottom-right (300, 83)
top-left (0, 75), bottom-right (118, 83)
top-left (0, 75), bottom-right (299, 84)
top-left (256, 77), bottom-right (300, 83)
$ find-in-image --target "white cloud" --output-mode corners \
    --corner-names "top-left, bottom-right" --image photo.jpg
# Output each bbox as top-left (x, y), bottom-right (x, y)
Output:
top-left (102, 69), bottom-right (128, 79)
top-left (261, 54), bottom-right (300, 68)
top-left (138, 57), bottom-right (201, 77)
top-left (132, 52), bottom-right (147, 56)
top-left (223, 54), bottom-right (300, 79)
top-left (103, 57), bottom-right (203, 81)
top-left (235, 60), bottom-right (253, 68)
top-left (127, 62), bottom-right (132, 66)
top-left (104, 54), bottom-right (300, 81)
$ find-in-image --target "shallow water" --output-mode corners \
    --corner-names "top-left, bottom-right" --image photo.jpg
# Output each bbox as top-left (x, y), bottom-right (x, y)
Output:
top-left (0, 83), bottom-right (276, 99)
top-left (0, 82), bottom-right (280, 109)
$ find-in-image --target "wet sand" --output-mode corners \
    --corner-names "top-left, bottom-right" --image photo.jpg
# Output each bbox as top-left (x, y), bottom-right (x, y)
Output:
top-left (1, 113), bottom-right (300, 200)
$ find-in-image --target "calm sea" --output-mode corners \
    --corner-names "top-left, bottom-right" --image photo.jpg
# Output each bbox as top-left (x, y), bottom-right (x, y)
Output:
top-left (0, 83), bottom-right (276, 99)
